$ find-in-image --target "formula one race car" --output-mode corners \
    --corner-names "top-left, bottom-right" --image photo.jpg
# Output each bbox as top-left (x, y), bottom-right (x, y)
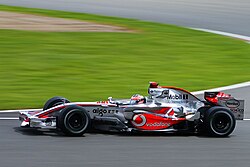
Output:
top-left (19, 82), bottom-right (239, 137)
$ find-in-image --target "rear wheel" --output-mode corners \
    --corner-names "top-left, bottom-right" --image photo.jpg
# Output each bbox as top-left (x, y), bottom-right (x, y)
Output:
top-left (43, 96), bottom-right (70, 110)
top-left (58, 105), bottom-right (91, 137)
top-left (204, 107), bottom-right (235, 137)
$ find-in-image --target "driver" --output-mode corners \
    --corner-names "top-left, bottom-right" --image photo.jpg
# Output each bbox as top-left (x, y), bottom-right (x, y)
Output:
top-left (130, 94), bottom-right (146, 105)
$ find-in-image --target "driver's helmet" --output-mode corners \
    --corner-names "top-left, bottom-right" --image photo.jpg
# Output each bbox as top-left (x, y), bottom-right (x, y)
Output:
top-left (130, 94), bottom-right (145, 105)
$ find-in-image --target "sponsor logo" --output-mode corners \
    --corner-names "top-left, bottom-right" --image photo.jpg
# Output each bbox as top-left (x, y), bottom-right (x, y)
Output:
top-left (162, 90), bottom-right (169, 95)
top-left (161, 90), bottom-right (188, 100)
top-left (225, 99), bottom-right (240, 108)
top-left (92, 108), bottom-right (118, 116)
top-left (146, 122), bottom-right (171, 127)
top-left (149, 89), bottom-right (163, 96)
top-left (132, 114), bottom-right (146, 127)
top-left (230, 108), bottom-right (244, 113)
top-left (97, 101), bottom-right (109, 104)
top-left (166, 94), bottom-right (188, 100)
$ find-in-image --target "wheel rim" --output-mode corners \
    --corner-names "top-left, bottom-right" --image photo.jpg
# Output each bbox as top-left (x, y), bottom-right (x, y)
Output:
top-left (66, 110), bottom-right (86, 132)
top-left (211, 112), bottom-right (232, 134)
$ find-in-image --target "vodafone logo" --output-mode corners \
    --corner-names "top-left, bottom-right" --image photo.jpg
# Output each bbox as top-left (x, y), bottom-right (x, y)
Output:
top-left (132, 114), bottom-right (146, 127)
top-left (146, 122), bottom-right (170, 127)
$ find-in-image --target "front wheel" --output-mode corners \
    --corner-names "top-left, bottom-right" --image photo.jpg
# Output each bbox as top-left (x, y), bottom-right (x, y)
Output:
top-left (205, 107), bottom-right (236, 137)
top-left (43, 96), bottom-right (70, 110)
top-left (58, 105), bottom-right (91, 137)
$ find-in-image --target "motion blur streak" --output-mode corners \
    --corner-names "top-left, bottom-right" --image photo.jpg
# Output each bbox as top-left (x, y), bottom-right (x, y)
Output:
top-left (0, 0), bottom-right (250, 35)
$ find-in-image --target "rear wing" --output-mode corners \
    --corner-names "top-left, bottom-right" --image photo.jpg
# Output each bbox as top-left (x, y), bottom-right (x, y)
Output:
top-left (204, 92), bottom-right (245, 120)
top-left (218, 98), bottom-right (244, 120)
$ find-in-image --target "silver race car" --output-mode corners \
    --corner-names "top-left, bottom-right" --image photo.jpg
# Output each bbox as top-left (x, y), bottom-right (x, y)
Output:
top-left (19, 82), bottom-right (243, 137)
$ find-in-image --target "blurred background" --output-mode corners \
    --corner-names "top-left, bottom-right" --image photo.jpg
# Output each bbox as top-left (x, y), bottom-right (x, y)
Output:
top-left (0, 1), bottom-right (249, 109)
top-left (0, 1), bottom-right (250, 167)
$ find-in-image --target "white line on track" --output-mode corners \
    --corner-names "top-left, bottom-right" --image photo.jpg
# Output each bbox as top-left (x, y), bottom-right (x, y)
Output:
top-left (192, 81), bottom-right (250, 95)
top-left (191, 28), bottom-right (250, 43)
top-left (0, 118), bottom-right (19, 120)
top-left (0, 109), bottom-right (40, 113)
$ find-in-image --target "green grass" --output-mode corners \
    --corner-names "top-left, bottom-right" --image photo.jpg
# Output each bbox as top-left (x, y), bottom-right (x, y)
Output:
top-left (0, 5), bottom-right (249, 109)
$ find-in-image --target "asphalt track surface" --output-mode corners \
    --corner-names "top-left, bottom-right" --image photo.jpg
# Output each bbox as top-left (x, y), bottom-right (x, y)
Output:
top-left (0, 1), bottom-right (250, 167)
top-left (0, 0), bottom-right (250, 36)
top-left (0, 120), bottom-right (250, 167)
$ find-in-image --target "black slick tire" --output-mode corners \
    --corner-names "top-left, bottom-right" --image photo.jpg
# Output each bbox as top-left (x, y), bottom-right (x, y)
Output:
top-left (58, 105), bottom-right (91, 137)
top-left (43, 96), bottom-right (70, 110)
top-left (204, 107), bottom-right (236, 137)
